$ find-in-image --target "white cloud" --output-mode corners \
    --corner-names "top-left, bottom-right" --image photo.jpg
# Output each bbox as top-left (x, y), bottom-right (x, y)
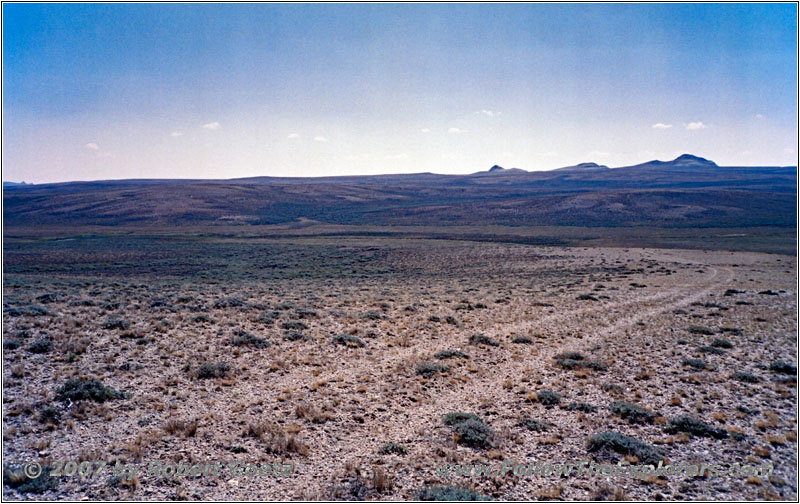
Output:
top-left (587, 150), bottom-right (611, 158)
top-left (740, 150), bottom-right (753, 156)
top-left (386, 153), bottom-right (409, 160)
top-left (202, 122), bottom-right (221, 130)
top-left (420, 128), bottom-right (431, 133)
top-left (171, 131), bottom-right (184, 137)
top-left (287, 133), bottom-right (300, 139)
top-left (685, 122), bottom-right (708, 130)
top-left (755, 114), bottom-right (765, 119)
top-left (313, 136), bottom-right (329, 142)
top-left (448, 127), bottom-right (467, 134)
top-left (651, 123), bottom-right (673, 129)
top-left (476, 109), bottom-right (499, 117)
top-left (784, 148), bottom-right (795, 154)
top-left (85, 143), bottom-right (100, 150)
top-left (96, 151), bottom-right (112, 159)
top-left (535, 151), bottom-right (559, 157)
top-left (345, 153), bottom-right (370, 161)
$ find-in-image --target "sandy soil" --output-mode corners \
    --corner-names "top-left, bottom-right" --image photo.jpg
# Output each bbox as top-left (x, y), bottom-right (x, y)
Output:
top-left (2, 241), bottom-right (797, 500)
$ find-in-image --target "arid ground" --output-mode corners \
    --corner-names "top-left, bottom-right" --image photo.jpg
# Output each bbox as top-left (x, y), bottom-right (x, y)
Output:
top-left (2, 236), bottom-right (797, 500)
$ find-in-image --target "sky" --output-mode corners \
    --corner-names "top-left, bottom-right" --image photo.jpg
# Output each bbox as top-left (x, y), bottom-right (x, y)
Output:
top-left (2, 3), bottom-right (797, 183)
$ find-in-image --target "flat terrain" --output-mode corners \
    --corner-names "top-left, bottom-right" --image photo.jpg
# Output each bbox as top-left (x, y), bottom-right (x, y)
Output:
top-left (2, 236), bottom-right (796, 500)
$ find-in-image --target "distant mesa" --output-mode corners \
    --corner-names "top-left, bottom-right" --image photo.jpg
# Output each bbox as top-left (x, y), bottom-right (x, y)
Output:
top-left (488, 164), bottom-right (505, 172)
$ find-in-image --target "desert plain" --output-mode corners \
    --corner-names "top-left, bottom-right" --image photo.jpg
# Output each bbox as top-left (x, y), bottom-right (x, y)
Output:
top-left (2, 235), bottom-right (796, 500)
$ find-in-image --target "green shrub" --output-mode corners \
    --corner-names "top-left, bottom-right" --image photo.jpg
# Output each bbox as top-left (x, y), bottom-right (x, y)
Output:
top-left (3, 464), bottom-right (58, 494)
top-left (769, 361), bottom-right (797, 375)
top-left (697, 346), bottom-right (724, 355)
top-left (26, 305), bottom-right (54, 316)
top-left (518, 417), bottom-right (551, 432)
top-left (443, 412), bottom-right (481, 425)
top-left (609, 402), bottom-right (656, 424)
top-left (587, 431), bottom-right (664, 465)
top-left (191, 314), bottom-right (215, 324)
top-left (468, 334), bottom-right (499, 347)
top-left (576, 294), bottom-right (598, 301)
top-left (378, 442), bottom-right (407, 455)
top-left (39, 406), bottom-right (62, 425)
top-left (5, 305), bottom-right (54, 317)
top-left (28, 338), bottom-right (53, 354)
top-left (101, 301), bottom-right (120, 311)
top-left (332, 334), bottom-right (365, 348)
top-left (554, 352), bottom-right (584, 360)
top-left (665, 415), bottom-right (728, 439)
top-left (416, 363), bottom-right (451, 378)
top-left (283, 331), bottom-right (312, 342)
top-left (56, 379), bottom-right (125, 403)
top-left (416, 486), bottom-right (491, 501)
top-left (688, 326), bottom-right (714, 335)
top-left (711, 338), bottom-right (733, 349)
top-left (254, 314), bottom-right (275, 325)
top-left (36, 293), bottom-right (59, 304)
top-left (556, 358), bottom-right (579, 369)
top-left (452, 418), bottom-right (495, 449)
top-left (195, 362), bottom-right (230, 379)
top-left (441, 412), bottom-right (494, 449)
top-left (736, 405), bottom-right (757, 415)
top-left (557, 358), bottom-right (606, 371)
top-left (3, 340), bottom-right (22, 350)
top-left (566, 402), bottom-right (596, 413)
top-left (580, 360), bottom-right (608, 371)
top-left (294, 308), bottom-right (318, 319)
top-left (102, 317), bottom-right (130, 330)
top-left (682, 358), bottom-right (707, 370)
top-left (282, 321), bottom-right (308, 330)
top-left (213, 296), bottom-right (243, 308)
top-left (434, 350), bottom-right (469, 360)
top-left (734, 372), bottom-right (760, 383)
top-left (232, 332), bottom-right (270, 348)
top-left (512, 336), bottom-right (533, 344)
top-left (537, 390), bottom-right (561, 407)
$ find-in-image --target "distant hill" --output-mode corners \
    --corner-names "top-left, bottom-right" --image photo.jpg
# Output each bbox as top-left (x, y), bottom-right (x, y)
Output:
top-left (3, 155), bottom-right (796, 229)
top-left (621, 153), bottom-right (718, 170)
top-left (473, 165), bottom-right (528, 176)
top-left (553, 162), bottom-right (609, 171)
top-left (3, 181), bottom-right (30, 188)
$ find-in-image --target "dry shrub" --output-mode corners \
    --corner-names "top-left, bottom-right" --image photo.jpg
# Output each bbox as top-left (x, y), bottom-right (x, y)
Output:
top-left (246, 421), bottom-right (309, 456)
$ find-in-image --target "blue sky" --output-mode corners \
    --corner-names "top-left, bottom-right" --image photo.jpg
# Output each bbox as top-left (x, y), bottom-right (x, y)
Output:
top-left (3, 3), bottom-right (797, 183)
